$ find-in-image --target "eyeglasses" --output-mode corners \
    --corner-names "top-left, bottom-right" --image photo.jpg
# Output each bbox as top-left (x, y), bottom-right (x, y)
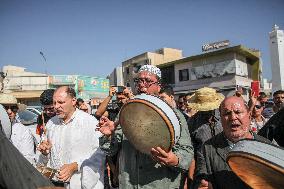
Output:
top-left (134, 78), bottom-right (159, 86)
top-left (254, 105), bottom-right (263, 109)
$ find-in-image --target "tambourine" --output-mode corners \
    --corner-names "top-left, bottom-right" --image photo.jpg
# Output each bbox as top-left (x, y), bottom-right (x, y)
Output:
top-left (119, 94), bottom-right (181, 155)
top-left (227, 139), bottom-right (284, 189)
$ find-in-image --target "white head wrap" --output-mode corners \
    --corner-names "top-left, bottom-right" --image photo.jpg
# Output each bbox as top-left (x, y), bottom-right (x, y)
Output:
top-left (138, 65), bottom-right (161, 79)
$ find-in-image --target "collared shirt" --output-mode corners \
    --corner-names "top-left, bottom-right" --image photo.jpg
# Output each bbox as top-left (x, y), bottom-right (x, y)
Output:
top-left (10, 120), bottom-right (36, 165)
top-left (38, 109), bottom-right (105, 189)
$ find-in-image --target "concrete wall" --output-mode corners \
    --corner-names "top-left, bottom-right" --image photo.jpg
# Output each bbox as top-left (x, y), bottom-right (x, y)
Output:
top-left (173, 52), bottom-right (253, 95)
top-left (3, 65), bottom-right (48, 93)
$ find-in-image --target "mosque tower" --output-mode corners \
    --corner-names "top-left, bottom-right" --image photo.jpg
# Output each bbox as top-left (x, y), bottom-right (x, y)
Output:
top-left (269, 24), bottom-right (284, 92)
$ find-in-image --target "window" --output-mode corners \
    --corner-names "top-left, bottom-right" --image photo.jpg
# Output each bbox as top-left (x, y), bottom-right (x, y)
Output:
top-left (126, 67), bottom-right (130, 74)
top-left (160, 66), bottom-right (175, 84)
top-left (179, 69), bottom-right (189, 81)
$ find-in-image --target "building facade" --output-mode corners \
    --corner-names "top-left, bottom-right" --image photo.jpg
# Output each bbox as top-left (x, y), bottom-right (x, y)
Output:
top-left (109, 66), bottom-right (124, 86)
top-left (122, 48), bottom-right (182, 91)
top-left (2, 65), bottom-right (48, 105)
top-left (158, 45), bottom-right (262, 99)
top-left (269, 24), bottom-right (284, 92)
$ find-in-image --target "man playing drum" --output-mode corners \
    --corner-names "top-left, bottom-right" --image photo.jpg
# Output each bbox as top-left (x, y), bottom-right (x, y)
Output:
top-left (193, 96), bottom-right (270, 189)
top-left (98, 65), bottom-right (194, 189)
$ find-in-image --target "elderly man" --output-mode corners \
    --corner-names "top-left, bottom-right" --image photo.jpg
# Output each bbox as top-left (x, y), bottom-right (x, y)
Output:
top-left (98, 65), bottom-right (193, 189)
top-left (193, 96), bottom-right (270, 189)
top-left (38, 86), bottom-right (105, 189)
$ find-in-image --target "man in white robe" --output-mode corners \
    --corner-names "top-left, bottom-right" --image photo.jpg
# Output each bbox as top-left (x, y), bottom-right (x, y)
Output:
top-left (38, 86), bottom-right (105, 189)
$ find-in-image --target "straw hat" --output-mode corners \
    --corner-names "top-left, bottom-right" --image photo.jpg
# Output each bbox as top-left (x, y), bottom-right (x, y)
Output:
top-left (187, 87), bottom-right (224, 111)
top-left (0, 93), bottom-right (17, 105)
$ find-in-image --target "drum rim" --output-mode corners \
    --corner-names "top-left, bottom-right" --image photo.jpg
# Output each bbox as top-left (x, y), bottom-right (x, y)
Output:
top-left (227, 151), bottom-right (284, 176)
top-left (236, 138), bottom-right (284, 150)
top-left (119, 98), bottom-right (176, 152)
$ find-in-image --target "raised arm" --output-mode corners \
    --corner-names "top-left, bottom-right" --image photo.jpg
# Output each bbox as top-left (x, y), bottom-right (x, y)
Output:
top-left (95, 87), bottom-right (116, 118)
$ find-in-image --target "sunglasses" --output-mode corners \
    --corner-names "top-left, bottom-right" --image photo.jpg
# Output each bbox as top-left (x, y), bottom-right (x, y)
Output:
top-left (254, 105), bottom-right (263, 109)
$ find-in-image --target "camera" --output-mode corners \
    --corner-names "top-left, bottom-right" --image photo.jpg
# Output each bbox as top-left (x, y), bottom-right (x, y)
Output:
top-left (114, 86), bottom-right (125, 94)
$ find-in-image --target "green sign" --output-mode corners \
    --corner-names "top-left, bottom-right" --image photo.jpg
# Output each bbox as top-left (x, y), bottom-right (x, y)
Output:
top-left (76, 76), bottom-right (109, 99)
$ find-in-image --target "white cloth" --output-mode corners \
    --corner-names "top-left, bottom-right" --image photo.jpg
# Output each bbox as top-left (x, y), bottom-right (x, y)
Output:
top-left (11, 121), bottom-right (36, 164)
top-left (250, 116), bottom-right (268, 133)
top-left (0, 104), bottom-right (11, 139)
top-left (38, 109), bottom-right (105, 189)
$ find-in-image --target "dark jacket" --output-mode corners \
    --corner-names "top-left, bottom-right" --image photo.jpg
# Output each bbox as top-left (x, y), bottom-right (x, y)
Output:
top-left (258, 108), bottom-right (284, 147)
top-left (188, 110), bottom-right (223, 160)
top-left (0, 128), bottom-right (53, 189)
top-left (193, 132), bottom-right (270, 189)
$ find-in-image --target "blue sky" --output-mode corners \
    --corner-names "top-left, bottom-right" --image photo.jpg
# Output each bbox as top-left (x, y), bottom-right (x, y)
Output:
top-left (0, 0), bottom-right (283, 80)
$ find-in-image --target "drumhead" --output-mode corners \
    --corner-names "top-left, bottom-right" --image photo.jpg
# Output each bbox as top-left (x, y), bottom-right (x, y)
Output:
top-left (227, 140), bottom-right (284, 189)
top-left (119, 94), bottom-right (180, 155)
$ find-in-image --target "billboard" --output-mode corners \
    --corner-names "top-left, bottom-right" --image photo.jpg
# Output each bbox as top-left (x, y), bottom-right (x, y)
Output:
top-left (76, 76), bottom-right (109, 100)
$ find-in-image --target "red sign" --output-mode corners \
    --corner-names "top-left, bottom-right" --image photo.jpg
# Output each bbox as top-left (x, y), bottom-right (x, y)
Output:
top-left (251, 81), bottom-right (260, 97)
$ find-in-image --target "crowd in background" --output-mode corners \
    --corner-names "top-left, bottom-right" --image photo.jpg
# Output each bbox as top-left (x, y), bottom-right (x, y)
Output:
top-left (0, 65), bottom-right (284, 189)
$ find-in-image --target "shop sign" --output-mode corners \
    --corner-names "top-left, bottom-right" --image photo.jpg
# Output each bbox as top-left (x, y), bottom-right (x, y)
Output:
top-left (202, 40), bottom-right (230, 52)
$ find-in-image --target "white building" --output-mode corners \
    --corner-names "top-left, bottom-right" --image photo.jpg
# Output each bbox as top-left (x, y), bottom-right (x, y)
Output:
top-left (158, 45), bottom-right (262, 100)
top-left (122, 48), bottom-right (183, 90)
top-left (269, 24), bottom-right (284, 92)
top-left (109, 66), bottom-right (124, 86)
top-left (262, 78), bottom-right (272, 94)
top-left (2, 65), bottom-right (48, 105)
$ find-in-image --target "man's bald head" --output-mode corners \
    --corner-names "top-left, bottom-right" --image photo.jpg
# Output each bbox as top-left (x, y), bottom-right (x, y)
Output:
top-left (220, 96), bottom-right (252, 142)
top-left (220, 96), bottom-right (249, 112)
top-left (55, 86), bottom-right (76, 99)
top-left (53, 86), bottom-right (77, 121)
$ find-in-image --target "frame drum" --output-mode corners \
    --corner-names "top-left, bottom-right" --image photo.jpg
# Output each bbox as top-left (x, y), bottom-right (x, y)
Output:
top-left (227, 139), bottom-right (284, 189)
top-left (119, 94), bottom-right (181, 155)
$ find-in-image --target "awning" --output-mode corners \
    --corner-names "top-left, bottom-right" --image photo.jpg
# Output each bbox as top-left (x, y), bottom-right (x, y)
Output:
top-left (10, 91), bottom-right (43, 99)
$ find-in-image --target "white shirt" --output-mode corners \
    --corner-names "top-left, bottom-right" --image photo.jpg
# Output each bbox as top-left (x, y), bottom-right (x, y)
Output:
top-left (11, 121), bottom-right (36, 165)
top-left (38, 109), bottom-right (105, 189)
top-left (250, 116), bottom-right (267, 133)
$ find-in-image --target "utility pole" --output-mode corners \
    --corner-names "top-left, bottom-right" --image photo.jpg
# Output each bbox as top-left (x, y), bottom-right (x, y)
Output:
top-left (40, 51), bottom-right (48, 89)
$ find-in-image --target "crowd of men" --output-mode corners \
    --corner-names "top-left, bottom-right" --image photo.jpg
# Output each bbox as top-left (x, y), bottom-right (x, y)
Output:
top-left (0, 65), bottom-right (284, 189)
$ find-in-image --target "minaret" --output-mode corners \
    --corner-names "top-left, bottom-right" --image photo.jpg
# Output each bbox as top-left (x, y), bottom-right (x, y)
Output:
top-left (269, 24), bottom-right (284, 92)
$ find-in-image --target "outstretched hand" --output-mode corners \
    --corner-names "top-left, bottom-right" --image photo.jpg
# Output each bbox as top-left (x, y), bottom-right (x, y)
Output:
top-left (96, 116), bottom-right (116, 137)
